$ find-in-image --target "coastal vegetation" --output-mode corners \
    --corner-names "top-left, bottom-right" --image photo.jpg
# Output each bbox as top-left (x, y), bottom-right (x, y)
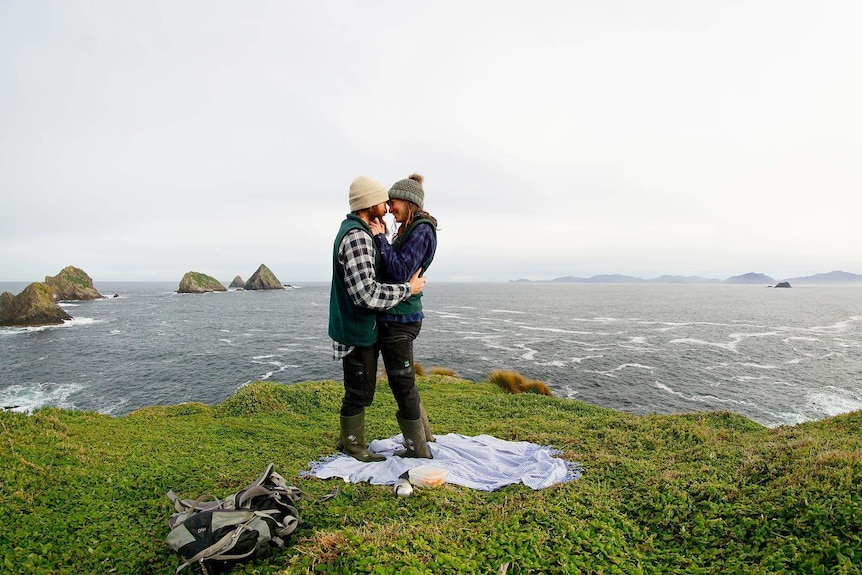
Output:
top-left (2, 376), bottom-right (859, 574)
top-left (489, 369), bottom-right (553, 396)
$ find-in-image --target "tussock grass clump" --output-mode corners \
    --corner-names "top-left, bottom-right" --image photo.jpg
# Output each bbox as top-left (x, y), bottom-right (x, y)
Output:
top-left (428, 367), bottom-right (456, 377)
top-left (489, 370), bottom-right (552, 396)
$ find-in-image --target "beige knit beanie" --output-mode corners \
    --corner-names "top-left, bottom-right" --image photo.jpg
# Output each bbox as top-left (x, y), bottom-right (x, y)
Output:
top-left (388, 173), bottom-right (424, 209)
top-left (349, 176), bottom-right (389, 212)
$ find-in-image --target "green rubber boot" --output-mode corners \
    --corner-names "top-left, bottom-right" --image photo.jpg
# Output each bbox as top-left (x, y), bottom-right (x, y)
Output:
top-left (340, 412), bottom-right (385, 462)
top-left (419, 403), bottom-right (436, 443)
top-left (395, 414), bottom-right (433, 459)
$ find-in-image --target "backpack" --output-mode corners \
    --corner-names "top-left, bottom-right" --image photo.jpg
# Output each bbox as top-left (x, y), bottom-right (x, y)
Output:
top-left (166, 464), bottom-right (302, 574)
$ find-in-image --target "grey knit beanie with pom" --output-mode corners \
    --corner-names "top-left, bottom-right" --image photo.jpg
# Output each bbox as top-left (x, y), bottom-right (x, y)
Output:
top-left (388, 173), bottom-right (424, 209)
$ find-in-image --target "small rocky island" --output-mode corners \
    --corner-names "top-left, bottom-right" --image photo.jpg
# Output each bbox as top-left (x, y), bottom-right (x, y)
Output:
top-left (229, 275), bottom-right (245, 288)
top-left (774, 282), bottom-right (792, 288)
top-left (178, 272), bottom-right (227, 294)
top-left (0, 282), bottom-right (73, 327)
top-left (1, 265), bottom-right (107, 327)
top-left (45, 266), bottom-right (104, 301)
top-left (244, 264), bottom-right (284, 290)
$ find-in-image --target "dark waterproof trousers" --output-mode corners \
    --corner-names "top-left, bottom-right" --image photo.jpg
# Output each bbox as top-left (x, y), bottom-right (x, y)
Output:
top-left (379, 321), bottom-right (422, 421)
top-left (340, 345), bottom-right (379, 417)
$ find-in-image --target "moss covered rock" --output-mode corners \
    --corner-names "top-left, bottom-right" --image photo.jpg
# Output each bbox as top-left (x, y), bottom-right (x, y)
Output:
top-left (0, 282), bottom-right (73, 326)
top-left (244, 264), bottom-right (283, 290)
top-left (45, 265), bottom-right (103, 301)
top-left (178, 272), bottom-right (227, 294)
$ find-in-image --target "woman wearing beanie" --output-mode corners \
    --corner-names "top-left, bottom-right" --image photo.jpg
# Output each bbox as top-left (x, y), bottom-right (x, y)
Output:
top-left (330, 175), bottom-right (426, 463)
top-left (369, 173), bottom-right (438, 459)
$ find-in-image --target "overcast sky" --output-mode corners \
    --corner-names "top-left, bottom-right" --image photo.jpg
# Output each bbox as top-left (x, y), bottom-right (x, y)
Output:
top-left (1, 1), bottom-right (860, 283)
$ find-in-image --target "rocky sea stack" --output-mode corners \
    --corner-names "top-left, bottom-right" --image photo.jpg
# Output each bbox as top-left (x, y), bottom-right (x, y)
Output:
top-left (244, 264), bottom-right (283, 290)
top-left (45, 266), bottom-right (103, 301)
top-left (229, 275), bottom-right (245, 288)
top-left (0, 282), bottom-right (73, 327)
top-left (178, 272), bottom-right (227, 294)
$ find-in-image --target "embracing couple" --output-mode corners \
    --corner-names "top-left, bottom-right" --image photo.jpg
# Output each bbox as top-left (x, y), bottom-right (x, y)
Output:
top-left (328, 173), bottom-right (438, 463)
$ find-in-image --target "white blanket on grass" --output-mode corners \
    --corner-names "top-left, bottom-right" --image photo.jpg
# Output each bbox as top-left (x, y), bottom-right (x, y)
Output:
top-left (303, 433), bottom-right (583, 491)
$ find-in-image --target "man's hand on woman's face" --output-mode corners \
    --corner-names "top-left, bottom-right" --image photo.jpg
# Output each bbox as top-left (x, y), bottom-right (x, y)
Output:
top-left (369, 218), bottom-right (386, 236)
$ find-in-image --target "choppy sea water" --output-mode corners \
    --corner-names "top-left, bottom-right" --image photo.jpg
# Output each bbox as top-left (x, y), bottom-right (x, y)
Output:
top-left (1, 281), bottom-right (860, 427)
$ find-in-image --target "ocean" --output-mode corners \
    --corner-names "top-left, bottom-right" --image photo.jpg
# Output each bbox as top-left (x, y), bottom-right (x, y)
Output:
top-left (1, 281), bottom-right (860, 428)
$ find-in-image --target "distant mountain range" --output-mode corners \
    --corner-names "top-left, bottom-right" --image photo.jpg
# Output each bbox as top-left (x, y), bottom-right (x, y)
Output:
top-left (511, 270), bottom-right (862, 285)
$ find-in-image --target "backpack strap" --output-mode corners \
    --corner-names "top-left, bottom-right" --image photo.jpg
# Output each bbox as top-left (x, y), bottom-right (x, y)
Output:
top-left (237, 485), bottom-right (273, 508)
top-left (168, 491), bottom-right (221, 515)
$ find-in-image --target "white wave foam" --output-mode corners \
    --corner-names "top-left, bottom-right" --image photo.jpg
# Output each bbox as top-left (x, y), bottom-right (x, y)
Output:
top-left (514, 344), bottom-right (537, 360)
top-left (669, 331), bottom-right (775, 352)
top-left (0, 317), bottom-right (98, 336)
top-left (490, 309), bottom-right (526, 314)
top-left (253, 354), bottom-right (276, 360)
top-left (740, 363), bottom-right (779, 370)
top-left (219, 339), bottom-right (233, 344)
top-left (520, 326), bottom-right (593, 335)
top-left (616, 363), bottom-right (655, 371)
top-left (653, 381), bottom-right (756, 408)
top-left (0, 382), bottom-right (84, 414)
top-left (807, 387), bottom-right (862, 419)
top-left (537, 360), bottom-right (567, 367)
top-left (95, 397), bottom-right (130, 415)
top-left (570, 355), bottom-right (603, 364)
top-left (654, 381), bottom-right (681, 396)
top-left (58, 302), bottom-right (79, 307)
top-left (809, 316), bottom-right (862, 334)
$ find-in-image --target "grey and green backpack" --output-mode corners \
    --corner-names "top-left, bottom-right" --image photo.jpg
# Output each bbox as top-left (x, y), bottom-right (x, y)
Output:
top-left (166, 464), bottom-right (301, 574)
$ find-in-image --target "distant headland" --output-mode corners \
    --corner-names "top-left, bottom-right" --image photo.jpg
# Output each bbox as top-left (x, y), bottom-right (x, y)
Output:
top-left (511, 270), bottom-right (862, 285)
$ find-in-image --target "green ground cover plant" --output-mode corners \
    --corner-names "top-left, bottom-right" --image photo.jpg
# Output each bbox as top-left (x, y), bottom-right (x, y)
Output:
top-left (1, 376), bottom-right (860, 574)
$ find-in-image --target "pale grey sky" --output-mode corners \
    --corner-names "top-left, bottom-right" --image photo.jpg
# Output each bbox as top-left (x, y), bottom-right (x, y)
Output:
top-left (1, 1), bottom-right (860, 282)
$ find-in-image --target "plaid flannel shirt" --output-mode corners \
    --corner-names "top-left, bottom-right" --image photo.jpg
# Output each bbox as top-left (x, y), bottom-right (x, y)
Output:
top-left (332, 228), bottom-right (410, 359)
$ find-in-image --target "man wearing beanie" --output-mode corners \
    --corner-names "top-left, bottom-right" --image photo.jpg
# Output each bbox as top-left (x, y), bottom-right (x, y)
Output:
top-left (329, 176), bottom-right (426, 462)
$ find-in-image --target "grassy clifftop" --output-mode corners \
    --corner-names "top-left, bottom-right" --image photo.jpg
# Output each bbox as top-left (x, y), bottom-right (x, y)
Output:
top-left (1, 376), bottom-right (860, 574)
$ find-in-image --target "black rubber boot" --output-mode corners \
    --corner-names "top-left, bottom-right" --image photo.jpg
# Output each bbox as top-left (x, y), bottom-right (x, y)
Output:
top-left (395, 414), bottom-right (433, 459)
top-left (339, 412), bottom-right (385, 462)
